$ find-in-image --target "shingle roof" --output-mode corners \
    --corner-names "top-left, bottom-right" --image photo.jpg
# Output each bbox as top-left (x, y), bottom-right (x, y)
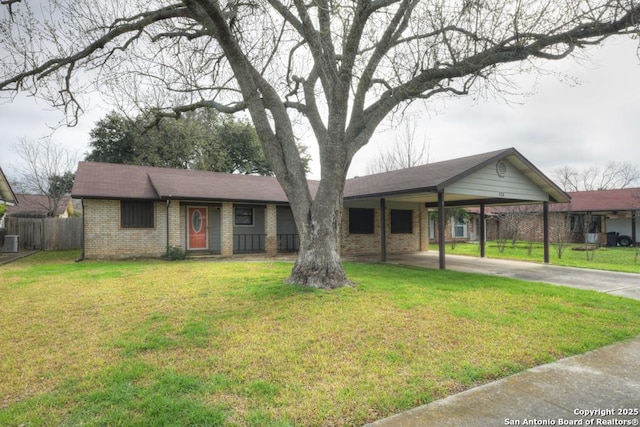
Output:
top-left (6, 194), bottom-right (71, 217)
top-left (71, 148), bottom-right (570, 205)
top-left (344, 149), bottom-right (510, 198)
top-left (72, 162), bottom-right (319, 203)
top-left (147, 168), bottom-right (311, 202)
top-left (563, 188), bottom-right (640, 212)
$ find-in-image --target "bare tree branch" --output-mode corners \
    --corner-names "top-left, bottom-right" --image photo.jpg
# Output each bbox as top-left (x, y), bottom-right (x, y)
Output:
top-left (3, 0), bottom-right (640, 287)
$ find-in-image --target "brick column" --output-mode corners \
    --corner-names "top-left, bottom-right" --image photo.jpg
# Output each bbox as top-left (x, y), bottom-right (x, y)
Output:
top-left (168, 201), bottom-right (182, 249)
top-left (221, 202), bottom-right (234, 256)
top-left (265, 204), bottom-right (277, 255)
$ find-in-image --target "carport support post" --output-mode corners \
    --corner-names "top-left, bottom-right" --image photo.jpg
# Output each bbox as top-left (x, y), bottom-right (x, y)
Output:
top-left (380, 198), bottom-right (386, 262)
top-left (438, 191), bottom-right (446, 270)
top-left (480, 203), bottom-right (486, 258)
top-left (543, 201), bottom-right (550, 264)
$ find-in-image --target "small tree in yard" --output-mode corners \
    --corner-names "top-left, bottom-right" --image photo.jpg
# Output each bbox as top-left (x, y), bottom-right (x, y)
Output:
top-left (2, 0), bottom-right (640, 288)
top-left (549, 204), bottom-right (581, 259)
top-left (492, 205), bottom-right (540, 250)
top-left (12, 138), bottom-right (77, 217)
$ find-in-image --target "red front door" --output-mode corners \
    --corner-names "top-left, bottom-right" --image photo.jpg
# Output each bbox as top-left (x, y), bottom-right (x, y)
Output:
top-left (188, 207), bottom-right (208, 250)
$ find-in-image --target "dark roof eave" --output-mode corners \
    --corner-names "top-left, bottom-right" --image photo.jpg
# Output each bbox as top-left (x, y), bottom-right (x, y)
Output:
top-left (72, 194), bottom-right (290, 205)
top-left (163, 196), bottom-right (289, 204)
top-left (344, 186), bottom-right (439, 201)
top-left (71, 194), bottom-right (162, 201)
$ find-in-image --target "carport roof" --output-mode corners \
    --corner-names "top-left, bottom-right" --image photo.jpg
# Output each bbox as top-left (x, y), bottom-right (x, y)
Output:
top-left (344, 147), bottom-right (570, 205)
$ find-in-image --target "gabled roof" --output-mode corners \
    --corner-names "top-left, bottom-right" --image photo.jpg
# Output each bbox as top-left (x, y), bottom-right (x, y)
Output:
top-left (563, 188), bottom-right (640, 212)
top-left (6, 194), bottom-right (71, 217)
top-left (344, 148), bottom-right (570, 204)
top-left (71, 162), bottom-right (320, 204)
top-left (0, 167), bottom-right (17, 205)
top-left (71, 148), bottom-right (570, 206)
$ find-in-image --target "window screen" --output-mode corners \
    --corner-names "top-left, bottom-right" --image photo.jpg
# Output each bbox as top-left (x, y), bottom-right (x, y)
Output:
top-left (349, 208), bottom-right (375, 234)
top-left (121, 200), bottom-right (154, 228)
top-left (391, 209), bottom-right (413, 233)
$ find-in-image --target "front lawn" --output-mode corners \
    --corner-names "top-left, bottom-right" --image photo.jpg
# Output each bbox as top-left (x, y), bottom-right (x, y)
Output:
top-left (1, 251), bottom-right (640, 426)
top-left (447, 241), bottom-right (640, 273)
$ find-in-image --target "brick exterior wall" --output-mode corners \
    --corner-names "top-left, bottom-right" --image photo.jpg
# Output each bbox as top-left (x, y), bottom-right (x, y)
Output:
top-left (485, 213), bottom-right (578, 243)
top-left (341, 207), bottom-right (424, 255)
top-left (84, 199), bottom-right (170, 259)
top-left (341, 207), bottom-right (382, 254)
top-left (84, 199), bottom-right (428, 259)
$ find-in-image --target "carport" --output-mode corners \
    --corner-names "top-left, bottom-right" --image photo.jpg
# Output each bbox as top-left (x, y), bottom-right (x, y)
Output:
top-left (344, 148), bottom-right (571, 269)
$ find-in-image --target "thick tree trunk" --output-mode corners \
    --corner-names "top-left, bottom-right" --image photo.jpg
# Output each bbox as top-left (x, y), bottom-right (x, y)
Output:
top-left (288, 234), bottom-right (350, 289)
top-left (285, 156), bottom-right (353, 289)
top-left (287, 202), bottom-right (351, 289)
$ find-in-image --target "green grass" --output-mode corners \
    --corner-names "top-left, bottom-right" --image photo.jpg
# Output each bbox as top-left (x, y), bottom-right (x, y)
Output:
top-left (447, 241), bottom-right (640, 273)
top-left (1, 251), bottom-right (640, 426)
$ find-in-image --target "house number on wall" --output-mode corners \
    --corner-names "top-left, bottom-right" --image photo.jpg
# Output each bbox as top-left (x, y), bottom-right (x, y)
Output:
top-left (498, 192), bottom-right (505, 197)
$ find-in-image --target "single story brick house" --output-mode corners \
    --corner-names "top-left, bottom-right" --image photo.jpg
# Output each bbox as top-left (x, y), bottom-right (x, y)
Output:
top-left (71, 148), bottom-right (570, 265)
top-left (478, 187), bottom-right (639, 246)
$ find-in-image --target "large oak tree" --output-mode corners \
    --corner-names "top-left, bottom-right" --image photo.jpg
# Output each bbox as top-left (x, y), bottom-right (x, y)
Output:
top-left (2, 0), bottom-right (639, 288)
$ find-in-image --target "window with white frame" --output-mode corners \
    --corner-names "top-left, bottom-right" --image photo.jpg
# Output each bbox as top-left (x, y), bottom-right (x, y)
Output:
top-left (452, 215), bottom-right (467, 238)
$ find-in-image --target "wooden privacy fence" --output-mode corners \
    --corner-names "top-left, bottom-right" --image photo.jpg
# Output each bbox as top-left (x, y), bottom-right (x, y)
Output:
top-left (5, 217), bottom-right (82, 250)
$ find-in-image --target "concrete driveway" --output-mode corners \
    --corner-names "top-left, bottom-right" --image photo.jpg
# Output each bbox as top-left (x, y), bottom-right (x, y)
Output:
top-left (384, 252), bottom-right (640, 301)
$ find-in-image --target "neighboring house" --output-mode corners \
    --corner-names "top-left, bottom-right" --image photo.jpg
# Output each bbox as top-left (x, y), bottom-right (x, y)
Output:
top-left (0, 167), bottom-right (18, 229)
top-left (6, 194), bottom-right (74, 218)
top-left (71, 147), bottom-right (570, 263)
top-left (454, 188), bottom-right (640, 246)
top-left (560, 188), bottom-right (639, 246)
top-left (0, 167), bottom-right (17, 205)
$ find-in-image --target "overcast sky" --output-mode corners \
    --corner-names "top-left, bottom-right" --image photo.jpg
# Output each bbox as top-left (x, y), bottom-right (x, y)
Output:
top-left (1, 36), bottom-right (639, 184)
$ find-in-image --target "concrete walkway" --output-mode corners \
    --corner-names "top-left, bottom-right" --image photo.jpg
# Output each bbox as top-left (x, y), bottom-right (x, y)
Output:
top-left (0, 250), bottom-right (38, 266)
top-left (365, 253), bottom-right (640, 427)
